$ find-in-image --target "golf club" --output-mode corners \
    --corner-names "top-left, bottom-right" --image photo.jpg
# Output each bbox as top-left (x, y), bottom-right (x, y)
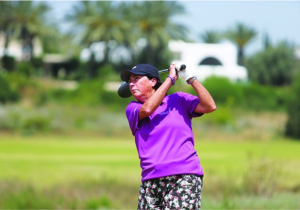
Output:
top-left (118, 64), bottom-right (186, 98)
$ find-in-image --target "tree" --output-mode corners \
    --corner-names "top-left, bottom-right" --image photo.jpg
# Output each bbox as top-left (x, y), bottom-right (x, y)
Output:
top-left (245, 41), bottom-right (295, 86)
top-left (199, 30), bottom-right (222, 43)
top-left (0, 1), bottom-right (15, 56)
top-left (12, 1), bottom-right (56, 61)
top-left (132, 1), bottom-right (189, 68)
top-left (65, 1), bottom-right (130, 77)
top-left (225, 22), bottom-right (257, 66)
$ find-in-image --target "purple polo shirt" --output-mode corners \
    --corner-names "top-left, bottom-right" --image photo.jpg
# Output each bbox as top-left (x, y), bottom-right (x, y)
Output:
top-left (125, 91), bottom-right (204, 181)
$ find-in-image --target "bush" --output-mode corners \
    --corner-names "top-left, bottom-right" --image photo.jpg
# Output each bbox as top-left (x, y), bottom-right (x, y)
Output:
top-left (285, 72), bottom-right (300, 139)
top-left (0, 74), bottom-right (20, 104)
top-left (200, 76), bottom-right (244, 105)
top-left (1, 55), bottom-right (16, 71)
top-left (21, 115), bottom-right (51, 134)
top-left (245, 41), bottom-right (295, 86)
top-left (240, 82), bottom-right (283, 111)
top-left (16, 61), bottom-right (34, 78)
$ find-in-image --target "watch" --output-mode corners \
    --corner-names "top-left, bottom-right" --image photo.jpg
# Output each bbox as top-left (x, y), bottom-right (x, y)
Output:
top-left (187, 76), bottom-right (197, 85)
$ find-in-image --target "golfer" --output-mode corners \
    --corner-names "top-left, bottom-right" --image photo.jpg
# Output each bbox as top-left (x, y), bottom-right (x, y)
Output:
top-left (120, 63), bottom-right (216, 210)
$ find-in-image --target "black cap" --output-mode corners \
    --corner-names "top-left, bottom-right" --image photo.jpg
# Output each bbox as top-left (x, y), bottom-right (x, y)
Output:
top-left (120, 64), bottom-right (161, 82)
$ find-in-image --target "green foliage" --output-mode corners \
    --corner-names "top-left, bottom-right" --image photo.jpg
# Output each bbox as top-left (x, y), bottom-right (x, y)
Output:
top-left (240, 82), bottom-right (288, 111)
top-left (101, 90), bottom-right (133, 111)
top-left (0, 73), bottom-right (20, 104)
top-left (16, 61), bottom-right (34, 77)
top-left (30, 57), bottom-right (44, 70)
top-left (245, 41), bottom-right (295, 86)
top-left (0, 138), bottom-right (300, 209)
top-left (285, 72), bottom-right (300, 139)
top-left (224, 22), bottom-right (257, 65)
top-left (85, 196), bottom-right (113, 209)
top-left (0, 180), bottom-right (120, 209)
top-left (242, 158), bottom-right (281, 196)
top-left (193, 76), bottom-right (289, 111)
top-left (0, 182), bottom-right (55, 209)
top-left (1, 55), bottom-right (16, 71)
top-left (201, 101), bottom-right (235, 126)
top-left (201, 76), bottom-right (244, 105)
top-left (21, 115), bottom-right (51, 134)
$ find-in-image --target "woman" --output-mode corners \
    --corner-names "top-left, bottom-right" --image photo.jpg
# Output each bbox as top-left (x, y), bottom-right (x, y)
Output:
top-left (120, 63), bottom-right (216, 209)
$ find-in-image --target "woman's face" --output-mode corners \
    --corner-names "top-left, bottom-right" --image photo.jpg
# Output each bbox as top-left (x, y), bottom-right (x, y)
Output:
top-left (129, 74), bottom-right (156, 102)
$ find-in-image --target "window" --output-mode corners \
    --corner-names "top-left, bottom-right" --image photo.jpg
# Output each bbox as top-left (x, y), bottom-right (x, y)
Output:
top-left (199, 57), bottom-right (222, 66)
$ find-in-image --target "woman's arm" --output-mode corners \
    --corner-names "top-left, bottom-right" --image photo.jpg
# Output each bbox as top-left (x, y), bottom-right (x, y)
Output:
top-left (190, 79), bottom-right (216, 114)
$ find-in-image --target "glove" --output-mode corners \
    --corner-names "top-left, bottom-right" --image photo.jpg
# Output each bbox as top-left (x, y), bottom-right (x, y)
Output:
top-left (175, 63), bottom-right (186, 72)
top-left (176, 64), bottom-right (194, 82)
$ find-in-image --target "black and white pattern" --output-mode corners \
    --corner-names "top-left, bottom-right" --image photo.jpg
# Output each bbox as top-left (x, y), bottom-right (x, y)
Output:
top-left (138, 174), bottom-right (203, 210)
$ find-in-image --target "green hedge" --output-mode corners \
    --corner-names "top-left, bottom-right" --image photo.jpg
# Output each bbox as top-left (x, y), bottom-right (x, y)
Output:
top-left (0, 73), bottom-right (20, 104)
top-left (285, 72), bottom-right (300, 139)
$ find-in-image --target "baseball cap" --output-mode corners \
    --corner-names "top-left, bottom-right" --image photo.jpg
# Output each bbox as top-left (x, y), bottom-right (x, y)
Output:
top-left (120, 64), bottom-right (161, 82)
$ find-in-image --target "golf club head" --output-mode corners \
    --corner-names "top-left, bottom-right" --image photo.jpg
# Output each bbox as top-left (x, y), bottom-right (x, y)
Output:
top-left (118, 81), bottom-right (132, 98)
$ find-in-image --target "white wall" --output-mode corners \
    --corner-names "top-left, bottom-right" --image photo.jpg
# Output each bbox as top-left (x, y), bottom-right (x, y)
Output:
top-left (169, 40), bottom-right (248, 82)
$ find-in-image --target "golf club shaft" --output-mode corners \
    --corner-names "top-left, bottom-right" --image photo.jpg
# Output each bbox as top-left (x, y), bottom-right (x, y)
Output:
top-left (159, 69), bottom-right (169, 73)
top-left (159, 64), bottom-right (186, 74)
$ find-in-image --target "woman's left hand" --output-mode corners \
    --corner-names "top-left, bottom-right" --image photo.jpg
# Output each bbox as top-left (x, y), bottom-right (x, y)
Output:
top-left (169, 63), bottom-right (179, 82)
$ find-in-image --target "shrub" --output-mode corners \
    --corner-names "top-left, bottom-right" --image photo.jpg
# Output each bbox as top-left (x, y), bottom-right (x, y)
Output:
top-left (201, 104), bottom-right (235, 126)
top-left (0, 74), bottom-right (20, 104)
top-left (85, 195), bottom-right (113, 209)
top-left (242, 158), bottom-right (282, 196)
top-left (1, 55), bottom-right (16, 71)
top-left (245, 41), bottom-right (295, 86)
top-left (240, 82), bottom-right (279, 111)
top-left (16, 61), bottom-right (34, 78)
top-left (101, 90), bottom-right (133, 111)
top-left (200, 76), bottom-right (244, 105)
top-left (21, 115), bottom-right (51, 134)
top-left (285, 72), bottom-right (300, 139)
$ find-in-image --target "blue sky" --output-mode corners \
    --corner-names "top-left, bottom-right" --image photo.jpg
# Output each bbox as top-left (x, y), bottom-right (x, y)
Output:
top-left (46, 1), bottom-right (300, 56)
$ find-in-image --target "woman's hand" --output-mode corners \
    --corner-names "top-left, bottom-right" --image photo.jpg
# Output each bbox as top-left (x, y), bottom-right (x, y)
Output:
top-left (169, 63), bottom-right (179, 82)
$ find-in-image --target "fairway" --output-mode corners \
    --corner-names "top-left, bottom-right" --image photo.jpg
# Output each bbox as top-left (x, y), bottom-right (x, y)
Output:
top-left (1, 135), bottom-right (300, 190)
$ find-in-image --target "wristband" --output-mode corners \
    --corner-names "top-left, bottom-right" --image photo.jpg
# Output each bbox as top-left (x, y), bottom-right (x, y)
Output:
top-left (187, 76), bottom-right (197, 85)
top-left (167, 75), bottom-right (175, 86)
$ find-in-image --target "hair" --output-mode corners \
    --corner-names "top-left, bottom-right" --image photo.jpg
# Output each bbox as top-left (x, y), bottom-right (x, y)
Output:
top-left (147, 76), bottom-right (162, 90)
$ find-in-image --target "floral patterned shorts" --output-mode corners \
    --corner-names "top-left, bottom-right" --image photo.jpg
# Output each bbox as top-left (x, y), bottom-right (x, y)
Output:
top-left (137, 174), bottom-right (203, 210)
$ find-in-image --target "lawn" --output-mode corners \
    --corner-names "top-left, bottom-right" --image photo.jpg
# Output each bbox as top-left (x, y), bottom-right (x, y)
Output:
top-left (0, 134), bottom-right (300, 209)
top-left (1, 135), bottom-right (299, 187)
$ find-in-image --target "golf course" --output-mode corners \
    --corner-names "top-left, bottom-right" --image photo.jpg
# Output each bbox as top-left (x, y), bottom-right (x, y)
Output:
top-left (1, 133), bottom-right (300, 209)
top-left (1, 1), bottom-right (300, 208)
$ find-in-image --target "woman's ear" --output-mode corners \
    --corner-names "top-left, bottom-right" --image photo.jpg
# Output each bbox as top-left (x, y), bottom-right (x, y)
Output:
top-left (150, 78), bottom-right (157, 87)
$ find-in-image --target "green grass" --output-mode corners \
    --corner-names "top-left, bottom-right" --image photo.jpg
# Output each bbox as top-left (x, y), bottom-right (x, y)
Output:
top-left (1, 135), bottom-right (300, 188)
top-left (0, 135), bottom-right (300, 209)
top-left (0, 135), bottom-right (140, 188)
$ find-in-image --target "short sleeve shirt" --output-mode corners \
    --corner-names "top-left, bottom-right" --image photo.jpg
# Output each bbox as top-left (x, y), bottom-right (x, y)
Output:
top-left (125, 92), bottom-right (204, 181)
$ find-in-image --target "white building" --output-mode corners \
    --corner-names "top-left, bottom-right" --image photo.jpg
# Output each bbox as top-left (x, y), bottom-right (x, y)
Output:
top-left (169, 40), bottom-right (248, 82)
top-left (0, 33), bottom-right (43, 61)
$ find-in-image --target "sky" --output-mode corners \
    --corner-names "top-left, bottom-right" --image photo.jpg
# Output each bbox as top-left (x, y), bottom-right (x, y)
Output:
top-left (46, 1), bottom-right (300, 56)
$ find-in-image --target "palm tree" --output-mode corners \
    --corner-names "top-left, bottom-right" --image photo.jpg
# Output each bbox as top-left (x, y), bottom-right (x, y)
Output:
top-left (132, 1), bottom-right (189, 67)
top-left (12, 1), bottom-right (56, 61)
top-left (0, 1), bottom-right (15, 56)
top-left (66, 1), bottom-right (130, 62)
top-left (224, 22), bottom-right (257, 66)
top-left (199, 30), bottom-right (222, 43)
